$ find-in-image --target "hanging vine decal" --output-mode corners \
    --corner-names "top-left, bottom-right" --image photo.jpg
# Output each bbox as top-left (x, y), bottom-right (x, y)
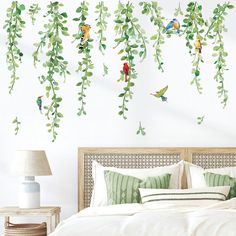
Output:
top-left (1, 1), bottom-right (235, 139)
top-left (4, 1), bottom-right (25, 94)
top-left (33, 1), bottom-right (70, 142)
top-left (114, 1), bottom-right (148, 119)
top-left (182, 2), bottom-right (205, 94)
top-left (95, 1), bottom-right (111, 54)
top-left (205, 3), bottom-right (234, 108)
top-left (73, 1), bottom-right (94, 116)
top-left (12, 116), bottom-right (21, 135)
top-left (28, 3), bottom-right (41, 25)
top-left (140, 2), bottom-right (165, 72)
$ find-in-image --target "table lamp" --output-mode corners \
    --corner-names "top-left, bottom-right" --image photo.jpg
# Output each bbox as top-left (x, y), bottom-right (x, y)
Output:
top-left (12, 150), bottom-right (52, 209)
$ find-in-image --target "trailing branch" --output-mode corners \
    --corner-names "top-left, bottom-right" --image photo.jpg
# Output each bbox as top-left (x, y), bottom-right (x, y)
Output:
top-left (33, 1), bottom-right (70, 142)
top-left (182, 1), bottom-right (205, 93)
top-left (73, 1), bottom-right (94, 116)
top-left (4, 1), bottom-right (25, 94)
top-left (114, 1), bottom-right (148, 119)
top-left (140, 1), bottom-right (165, 72)
top-left (95, 1), bottom-right (110, 54)
top-left (205, 2), bottom-right (234, 108)
top-left (28, 3), bottom-right (41, 25)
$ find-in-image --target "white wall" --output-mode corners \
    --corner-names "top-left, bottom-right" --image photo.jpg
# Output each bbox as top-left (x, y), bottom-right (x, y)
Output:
top-left (0, 0), bottom-right (236, 232)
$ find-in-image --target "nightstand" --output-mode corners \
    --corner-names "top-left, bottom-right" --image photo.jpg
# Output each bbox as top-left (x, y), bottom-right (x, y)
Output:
top-left (0, 206), bottom-right (61, 235)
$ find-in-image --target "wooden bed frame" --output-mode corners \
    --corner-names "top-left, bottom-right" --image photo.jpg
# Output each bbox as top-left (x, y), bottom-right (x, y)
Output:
top-left (78, 147), bottom-right (236, 211)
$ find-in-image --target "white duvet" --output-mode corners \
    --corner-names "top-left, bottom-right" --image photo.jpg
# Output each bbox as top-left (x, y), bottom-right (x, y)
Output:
top-left (50, 199), bottom-right (236, 236)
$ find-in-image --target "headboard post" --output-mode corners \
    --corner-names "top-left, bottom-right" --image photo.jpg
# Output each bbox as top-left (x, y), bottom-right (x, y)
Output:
top-left (78, 148), bottom-right (85, 212)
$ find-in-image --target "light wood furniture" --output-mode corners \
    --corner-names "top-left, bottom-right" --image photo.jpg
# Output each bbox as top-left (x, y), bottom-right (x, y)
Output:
top-left (78, 147), bottom-right (236, 211)
top-left (0, 207), bottom-right (60, 235)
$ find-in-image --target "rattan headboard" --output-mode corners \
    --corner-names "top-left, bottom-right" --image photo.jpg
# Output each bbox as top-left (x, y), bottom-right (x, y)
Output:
top-left (78, 147), bottom-right (236, 211)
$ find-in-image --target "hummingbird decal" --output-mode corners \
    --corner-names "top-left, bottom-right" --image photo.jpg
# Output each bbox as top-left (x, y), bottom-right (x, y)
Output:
top-left (123, 62), bottom-right (129, 82)
top-left (36, 96), bottom-right (43, 114)
top-left (163, 18), bottom-right (180, 33)
top-left (151, 85), bottom-right (168, 102)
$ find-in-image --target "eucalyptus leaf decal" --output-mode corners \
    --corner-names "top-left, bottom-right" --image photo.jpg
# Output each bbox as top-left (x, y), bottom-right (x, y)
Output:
top-left (197, 116), bottom-right (204, 125)
top-left (136, 122), bottom-right (146, 136)
top-left (95, 1), bottom-right (111, 54)
top-left (103, 63), bottom-right (108, 77)
top-left (205, 3), bottom-right (234, 108)
top-left (28, 3), bottom-right (41, 25)
top-left (33, 1), bottom-right (70, 142)
top-left (140, 1), bottom-right (165, 72)
top-left (114, 1), bottom-right (148, 119)
top-left (73, 1), bottom-right (94, 116)
top-left (182, 2), bottom-right (206, 93)
top-left (174, 3), bottom-right (184, 17)
top-left (12, 116), bottom-right (21, 135)
top-left (4, 1), bottom-right (25, 94)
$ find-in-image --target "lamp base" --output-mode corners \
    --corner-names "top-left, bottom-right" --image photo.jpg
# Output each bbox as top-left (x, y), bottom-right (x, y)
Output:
top-left (19, 176), bottom-right (40, 209)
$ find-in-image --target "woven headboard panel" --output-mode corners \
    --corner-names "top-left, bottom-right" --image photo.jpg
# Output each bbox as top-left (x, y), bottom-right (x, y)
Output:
top-left (78, 148), bottom-right (186, 211)
top-left (78, 147), bottom-right (236, 211)
top-left (188, 148), bottom-right (236, 168)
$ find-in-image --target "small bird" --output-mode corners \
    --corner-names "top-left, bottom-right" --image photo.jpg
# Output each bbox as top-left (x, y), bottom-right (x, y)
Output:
top-left (163, 18), bottom-right (180, 33)
top-left (150, 85), bottom-right (168, 102)
top-left (123, 62), bottom-right (129, 82)
top-left (79, 24), bottom-right (91, 49)
top-left (36, 96), bottom-right (43, 114)
top-left (194, 38), bottom-right (202, 53)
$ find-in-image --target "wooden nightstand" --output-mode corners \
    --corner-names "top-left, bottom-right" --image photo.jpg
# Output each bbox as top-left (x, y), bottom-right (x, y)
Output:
top-left (0, 206), bottom-right (61, 235)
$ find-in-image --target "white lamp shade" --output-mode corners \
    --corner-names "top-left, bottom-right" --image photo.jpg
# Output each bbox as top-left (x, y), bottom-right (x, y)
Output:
top-left (12, 150), bottom-right (52, 176)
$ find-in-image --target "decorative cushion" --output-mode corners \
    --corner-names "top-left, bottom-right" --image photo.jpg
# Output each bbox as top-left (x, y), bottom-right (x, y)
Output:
top-left (91, 160), bottom-right (184, 207)
top-left (104, 170), bottom-right (171, 205)
top-left (204, 172), bottom-right (236, 199)
top-left (185, 161), bottom-right (236, 188)
top-left (139, 186), bottom-right (230, 204)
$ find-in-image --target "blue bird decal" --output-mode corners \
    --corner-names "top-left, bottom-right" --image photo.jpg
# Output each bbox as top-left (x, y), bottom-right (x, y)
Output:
top-left (163, 18), bottom-right (180, 33)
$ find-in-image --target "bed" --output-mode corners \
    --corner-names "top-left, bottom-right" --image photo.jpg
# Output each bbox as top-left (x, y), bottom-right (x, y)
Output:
top-left (50, 147), bottom-right (236, 236)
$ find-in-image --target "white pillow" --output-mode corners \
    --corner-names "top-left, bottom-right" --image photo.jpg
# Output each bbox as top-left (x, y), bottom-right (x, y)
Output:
top-left (185, 161), bottom-right (236, 188)
top-left (90, 160), bottom-right (184, 207)
top-left (139, 186), bottom-right (230, 204)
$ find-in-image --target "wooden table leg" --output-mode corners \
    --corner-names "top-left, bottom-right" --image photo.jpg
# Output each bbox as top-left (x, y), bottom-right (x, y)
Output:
top-left (55, 213), bottom-right (60, 227)
top-left (4, 216), bottom-right (9, 223)
top-left (4, 216), bottom-right (10, 228)
top-left (47, 216), bottom-right (52, 234)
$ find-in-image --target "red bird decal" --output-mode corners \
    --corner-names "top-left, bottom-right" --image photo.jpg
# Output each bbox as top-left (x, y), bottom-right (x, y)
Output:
top-left (123, 62), bottom-right (129, 82)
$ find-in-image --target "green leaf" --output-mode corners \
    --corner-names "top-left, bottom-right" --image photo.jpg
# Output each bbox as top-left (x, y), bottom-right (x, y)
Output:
top-left (61, 12), bottom-right (68, 17)
top-left (227, 5), bottom-right (234, 9)
top-left (195, 70), bottom-right (200, 77)
top-left (19, 4), bottom-right (25, 11)
top-left (150, 34), bottom-right (157, 40)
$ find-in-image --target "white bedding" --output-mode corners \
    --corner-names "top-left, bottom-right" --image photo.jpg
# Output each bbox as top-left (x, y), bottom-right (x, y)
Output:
top-left (50, 199), bottom-right (236, 236)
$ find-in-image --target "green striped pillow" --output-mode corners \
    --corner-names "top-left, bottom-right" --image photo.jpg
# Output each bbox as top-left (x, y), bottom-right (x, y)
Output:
top-left (204, 172), bottom-right (236, 199)
top-left (104, 170), bottom-right (171, 205)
